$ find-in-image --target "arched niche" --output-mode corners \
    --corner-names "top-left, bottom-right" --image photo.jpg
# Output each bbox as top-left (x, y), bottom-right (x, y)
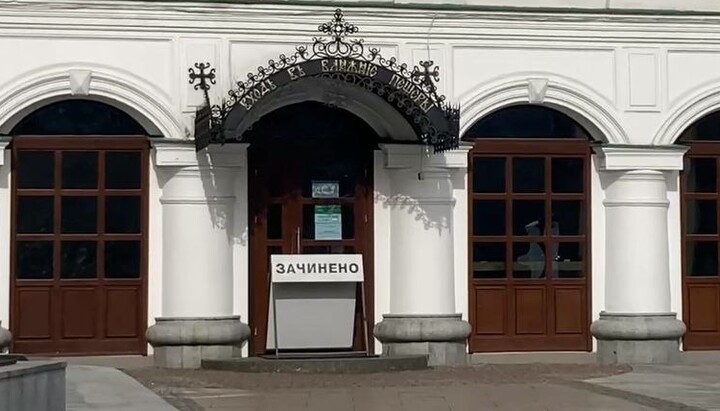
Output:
top-left (11, 99), bottom-right (148, 136)
top-left (462, 105), bottom-right (593, 140)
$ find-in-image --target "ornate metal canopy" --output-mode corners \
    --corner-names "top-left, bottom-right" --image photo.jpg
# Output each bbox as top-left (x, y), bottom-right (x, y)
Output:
top-left (189, 8), bottom-right (459, 152)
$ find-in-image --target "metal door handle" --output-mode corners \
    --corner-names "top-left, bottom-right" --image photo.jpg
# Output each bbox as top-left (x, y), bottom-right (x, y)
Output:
top-left (295, 227), bottom-right (301, 254)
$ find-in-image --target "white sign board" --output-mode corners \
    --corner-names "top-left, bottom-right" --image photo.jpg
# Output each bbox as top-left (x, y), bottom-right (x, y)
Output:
top-left (271, 254), bottom-right (364, 283)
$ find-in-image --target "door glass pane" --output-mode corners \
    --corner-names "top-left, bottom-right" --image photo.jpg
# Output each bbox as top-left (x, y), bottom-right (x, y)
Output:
top-left (686, 200), bottom-right (717, 235)
top-left (17, 196), bottom-right (54, 234)
top-left (551, 200), bottom-right (584, 236)
top-left (473, 200), bottom-right (505, 236)
top-left (267, 204), bottom-right (282, 240)
top-left (17, 151), bottom-right (54, 189)
top-left (513, 200), bottom-right (545, 236)
top-left (551, 158), bottom-right (584, 193)
top-left (513, 242), bottom-right (546, 279)
top-left (552, 242), bottom-right (584, 278)
top-left (512, 158), bottom-right (544, 193)
top-left (105, 241), bottom-right (141, 279)
top-left (105, 196), bottom-right (141, 233)
top-left (687, 158), bottom-right (717, 193)
top-left (687, 241), bottom-right (718, 277)
top-left (473, 243), bottom-right (506, 279)
top-left (61, 241), bottom-right (97, 279)
top-left (473, 157), bottom-right (505, 193)
top-left (62, 152), bottom-right (98, 189)
top-left (106, 152), bottom-right (141, 189)
top-left (16, 241), bottom-right (53, 279)
top-left (61, 197), bottom-right (97, 233)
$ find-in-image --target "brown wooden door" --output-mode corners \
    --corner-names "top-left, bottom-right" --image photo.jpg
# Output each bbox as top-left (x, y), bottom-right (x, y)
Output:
top-left (10, 136), bottom-right (149, 355)
top-left (248, 137), bottom-right (374, 355)
top-left (469, 140), bottom-right (591, 352)
top-left (682, 142), bottom-right (720, 349)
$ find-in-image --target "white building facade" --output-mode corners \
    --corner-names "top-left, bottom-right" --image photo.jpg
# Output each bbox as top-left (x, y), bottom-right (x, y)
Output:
top-left (1, 0), bottom-right (720, 367)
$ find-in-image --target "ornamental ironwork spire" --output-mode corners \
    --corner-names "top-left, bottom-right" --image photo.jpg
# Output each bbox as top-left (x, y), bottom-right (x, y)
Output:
top-left (189, 8), bottom-right (459, 152)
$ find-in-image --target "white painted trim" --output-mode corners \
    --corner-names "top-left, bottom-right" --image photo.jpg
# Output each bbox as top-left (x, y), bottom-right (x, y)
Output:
top-left (380, 143), bottom-right (472, 169)
top-left (654, 82), bottom-right (720, 145)
top-left (0, 63), bottom-right (187, 139)
top-left (595, 145), bottom-right (688, 170)
top-left (459, 73), bottom-right (627, 144)
top-left (0, 149), bottom-right (10, 332)
top-left (153, 141), bottom-right (248, 168)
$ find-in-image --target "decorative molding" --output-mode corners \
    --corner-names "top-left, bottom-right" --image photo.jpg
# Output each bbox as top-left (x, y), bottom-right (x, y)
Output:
top-left (68, 69), bottom-right (92, 96)
top-left (595, 144), bottom-right (688, 171)
top-left (7, 2), bottom-right (720, 45)
top-left (0, 63), bottom-right (187, 139)
top-left (527, 78), bottom-right (549, 104)
top-left (380, 143), bottom-right (472, 169)
top-left (654, 82), bottom-right (720, 145)
top-left (153, 141), bottom-right (248, 168)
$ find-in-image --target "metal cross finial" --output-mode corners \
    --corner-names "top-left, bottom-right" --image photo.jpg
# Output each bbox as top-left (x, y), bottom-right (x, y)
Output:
top-left (414, 61), bottom-right (440, 89)
top-left (318, 8), bottom-right (358, 42)
top-left (188, 62), bottom-right (216, 106)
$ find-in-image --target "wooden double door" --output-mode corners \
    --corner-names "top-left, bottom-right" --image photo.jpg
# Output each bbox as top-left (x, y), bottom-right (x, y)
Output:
top-left (10, 136), bottom-right (148, 355)
top-left (248, 137), bottom-right (374, 355)
top-left (469, 140), bottom-right (591, 352)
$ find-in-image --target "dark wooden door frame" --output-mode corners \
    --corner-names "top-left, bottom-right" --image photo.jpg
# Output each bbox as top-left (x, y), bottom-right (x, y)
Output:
top-left (247, 143), bottom-right (375, 356)
top-left (467, 139), bottom-right (592, 352)
top-left (681, 141), bottom-right (720, 350)
top-left (10, 135), bottom-right (149, 355)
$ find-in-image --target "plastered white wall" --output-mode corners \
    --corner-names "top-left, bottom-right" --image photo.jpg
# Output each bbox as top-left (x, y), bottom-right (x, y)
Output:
top-left (147, 154), bottom-right (164, 354)
top-left (0, 2), bottom-right (719, 352)
top-left (452, 160), bottom-right (469, 321)
top-left (0, 149), bottom-right (9, 331)
top-left (232, 154), bottom-right (250, 357)
top-left (590, 155), bottom-right (605, 352)
top-left (373, 150), bottom-right (391, 354)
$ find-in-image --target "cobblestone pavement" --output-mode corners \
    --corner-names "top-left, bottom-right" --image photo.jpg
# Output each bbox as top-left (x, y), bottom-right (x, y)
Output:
top-left (124, 364), bottom-right (698, 411)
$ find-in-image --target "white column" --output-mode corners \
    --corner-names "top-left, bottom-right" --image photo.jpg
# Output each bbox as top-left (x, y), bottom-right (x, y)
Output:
top-left (604, 170), bottom-right (672, 313)
top-left (374, 144), bottom-right (471, 366)
top-left (146, 141), bottom-right (249, 368)
top-left (591, 145), bottom-right (687, 364)
top-left (389, 167), bottom-right (455, 314)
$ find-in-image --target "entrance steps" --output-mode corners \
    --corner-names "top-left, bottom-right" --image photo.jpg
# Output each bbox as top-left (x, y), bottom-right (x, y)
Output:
top-left (472, 352), bottom-right (596, 364)
top-left (202, 355), bottom-right (428, 373)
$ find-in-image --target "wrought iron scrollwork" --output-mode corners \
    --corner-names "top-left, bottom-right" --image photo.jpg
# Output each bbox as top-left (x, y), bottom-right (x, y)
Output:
top-left (189, 8), bottom-right (459, 152)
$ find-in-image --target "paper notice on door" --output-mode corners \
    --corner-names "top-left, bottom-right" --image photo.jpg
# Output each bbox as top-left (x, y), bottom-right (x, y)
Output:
top-left (314, 205), bottom-right (342, 240)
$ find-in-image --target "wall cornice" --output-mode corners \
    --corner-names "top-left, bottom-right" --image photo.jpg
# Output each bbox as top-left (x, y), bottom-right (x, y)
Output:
top-left (5, 1), bottom-right (720, 44)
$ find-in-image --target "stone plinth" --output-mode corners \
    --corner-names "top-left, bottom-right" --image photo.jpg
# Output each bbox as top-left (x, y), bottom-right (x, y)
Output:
top-left (146, 316), bottom-right (250, 369)
top-left (0, 360), bottom-right (66, 411)
top-left (374, 314), bottom-right (471, 366)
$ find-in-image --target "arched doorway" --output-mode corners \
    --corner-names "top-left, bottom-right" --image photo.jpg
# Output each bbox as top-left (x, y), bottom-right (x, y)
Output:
top-left (246, 102), bottom-right (376, 355)
top-left (10, 99), bottom-right (150, 355)
top-left (464, 105), bottom-right (592, 352)
top-left (679, 111), bottom-right (720, 350)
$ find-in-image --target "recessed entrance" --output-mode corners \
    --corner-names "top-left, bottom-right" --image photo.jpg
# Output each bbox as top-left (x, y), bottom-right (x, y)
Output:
top-left (10, 100), bottom-right (149, 355)
top-left (247, 102), bottom-right (375, 355)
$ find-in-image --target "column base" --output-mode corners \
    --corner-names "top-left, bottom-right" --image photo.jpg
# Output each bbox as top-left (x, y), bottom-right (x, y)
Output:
top-left (0, 321), bottom-right (10, 353)
top-left (374, 314), bottom-right (471, 366)
top-left (591, 312), bottom-right (686, 365)
top-left (146, 316), bottom-right (250, 369)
